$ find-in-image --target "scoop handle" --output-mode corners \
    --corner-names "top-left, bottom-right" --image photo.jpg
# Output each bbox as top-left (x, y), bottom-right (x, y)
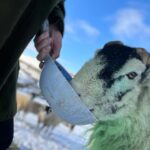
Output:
top-left (39, 19), bottom-right (72, 81)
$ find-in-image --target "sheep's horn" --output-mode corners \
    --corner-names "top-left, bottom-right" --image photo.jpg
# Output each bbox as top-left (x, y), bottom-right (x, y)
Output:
top-left (136, 48), bottom-right (150, 65)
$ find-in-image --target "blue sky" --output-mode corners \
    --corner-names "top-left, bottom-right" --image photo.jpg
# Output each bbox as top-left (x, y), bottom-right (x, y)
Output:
top-left (24, 0), bottom-right (150, 74)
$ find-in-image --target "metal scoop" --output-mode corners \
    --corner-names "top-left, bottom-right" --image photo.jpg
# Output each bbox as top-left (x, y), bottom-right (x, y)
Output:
top-left (39, 20), bottom-right (96, 125)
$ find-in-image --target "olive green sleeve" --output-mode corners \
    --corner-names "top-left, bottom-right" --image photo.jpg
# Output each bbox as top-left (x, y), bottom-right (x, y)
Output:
top-left (48, 0), bottom-right (65, 36)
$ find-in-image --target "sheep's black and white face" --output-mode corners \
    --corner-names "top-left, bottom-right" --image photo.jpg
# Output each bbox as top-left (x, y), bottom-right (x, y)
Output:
top-left (71, 41), bottom-right (150, 121)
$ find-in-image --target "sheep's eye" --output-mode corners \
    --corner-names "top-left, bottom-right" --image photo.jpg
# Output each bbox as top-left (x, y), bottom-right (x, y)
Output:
top-left (126, 72), bottom-right (138, 80)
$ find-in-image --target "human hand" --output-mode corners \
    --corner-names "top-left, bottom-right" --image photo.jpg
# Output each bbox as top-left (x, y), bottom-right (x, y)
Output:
top-left (34, 25), bottom-right (62, 68)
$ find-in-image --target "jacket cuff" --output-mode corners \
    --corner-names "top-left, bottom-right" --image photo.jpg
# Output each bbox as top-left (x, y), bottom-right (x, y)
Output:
top-left (48, 1), bottom-right (65, 36)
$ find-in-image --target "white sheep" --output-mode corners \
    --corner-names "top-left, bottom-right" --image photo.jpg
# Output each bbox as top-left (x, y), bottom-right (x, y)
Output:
top-left (71, 41), bottom-right (150, 150)
top-left (16, 92), bottom-right (32, 112)
top-left (38, 110), bottom-right (75, 134)
top-left (16, 92), bottom-right (47, 116)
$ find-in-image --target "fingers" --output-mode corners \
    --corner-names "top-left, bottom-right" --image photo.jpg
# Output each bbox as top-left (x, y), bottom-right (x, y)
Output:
top-left (35, 32), bottom-right (49, 45)
top-left (35, 32), bottom-right (50, 51)
top-left (36, 45), bottom-right (51, 61)
top-left (50, 31), bottom-right (62, 59)
top-left (34, 28), bottom-right (63, 69)
top-left (35, 32), bottom-right (52, 61)
top-left (51, 41), bottom-right (62, 59)
top-left (35, 38), bottom-right (51, 52)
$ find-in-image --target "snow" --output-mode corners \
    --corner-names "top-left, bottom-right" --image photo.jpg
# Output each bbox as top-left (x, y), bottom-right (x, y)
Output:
top-left (13, 55), bottom-right (92, 150)
top-left (13, 113), bottom-right (90, 150)
top-left (18, 70), bottom-right (35, 85)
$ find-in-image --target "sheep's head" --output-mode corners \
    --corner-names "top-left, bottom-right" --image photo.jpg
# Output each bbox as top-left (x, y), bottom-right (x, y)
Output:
top-left (71, 41), bottom-right (150, 121)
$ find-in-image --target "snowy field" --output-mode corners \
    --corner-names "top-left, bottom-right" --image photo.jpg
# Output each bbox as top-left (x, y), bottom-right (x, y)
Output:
top-left (12, 56), bottom-right (92, 150)
top-left (12, 113), bottom-right (91, 150)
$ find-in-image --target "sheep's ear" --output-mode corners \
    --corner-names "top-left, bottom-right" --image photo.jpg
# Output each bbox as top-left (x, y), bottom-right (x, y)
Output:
top-left (103, 41), bottom-right (124, 48)
top-left (136, 48), bottom-right (150, 65)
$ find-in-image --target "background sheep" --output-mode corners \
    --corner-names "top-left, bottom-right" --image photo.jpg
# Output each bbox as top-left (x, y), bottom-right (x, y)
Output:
top-left (71, 41), bottom-right (150, 150)
top-left (38, 110), bottom-right (75, 134)
top-left (16, 92), bottom-right (48, 118)
top-left (16, 92), bottom-right (32, 112)
top-left (16, 91), bottom-right (75, 133)
top-left (38, 111), bottom-right (62, 133)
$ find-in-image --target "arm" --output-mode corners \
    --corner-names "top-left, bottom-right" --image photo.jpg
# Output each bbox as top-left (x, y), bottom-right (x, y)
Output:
top-left (34, 0), bottom-right (65, 68)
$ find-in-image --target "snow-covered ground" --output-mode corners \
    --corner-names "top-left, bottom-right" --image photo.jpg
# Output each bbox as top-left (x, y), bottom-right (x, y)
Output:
top-left (13, 56), bottom-right (92, 150)
top-left (13, 113), bottom-right (91, 150)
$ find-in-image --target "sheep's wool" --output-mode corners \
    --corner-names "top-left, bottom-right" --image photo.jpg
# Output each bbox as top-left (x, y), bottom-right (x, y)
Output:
top-left (71, 41), bottom-right (150, 150)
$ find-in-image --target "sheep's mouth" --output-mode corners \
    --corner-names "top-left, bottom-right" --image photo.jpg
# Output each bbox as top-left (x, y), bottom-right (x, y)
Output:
top-left (113, 90), bottom-right (131, 102)
top-left (94, 100), bottom-right (126, 115)
top-left (86, 100), bottom-right (127, 121)
top-left (90, 90), bottom-right (130, 117)
top-left (110, 103), bottom-right (126, 114)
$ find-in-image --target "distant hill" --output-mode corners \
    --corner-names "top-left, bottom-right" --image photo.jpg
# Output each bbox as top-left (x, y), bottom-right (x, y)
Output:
top-left (19, 55), bottom-right (40, 80)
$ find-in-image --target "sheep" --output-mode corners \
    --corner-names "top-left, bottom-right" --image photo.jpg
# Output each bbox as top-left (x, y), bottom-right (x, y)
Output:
top-left (38, 110), bottom-right (75, 134)
top-left (64, 123), bottom-right (75, 132)
top-left (24, 100), bottom-right (46, 114)
top-left (37, 110), bottom-right (62, 134)
top-left (16, 91), bottom-right (47, 116)
top-left (71, 41), bottom-right (150, 150)
top-left (16, 91), bottom-right (32, 112)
